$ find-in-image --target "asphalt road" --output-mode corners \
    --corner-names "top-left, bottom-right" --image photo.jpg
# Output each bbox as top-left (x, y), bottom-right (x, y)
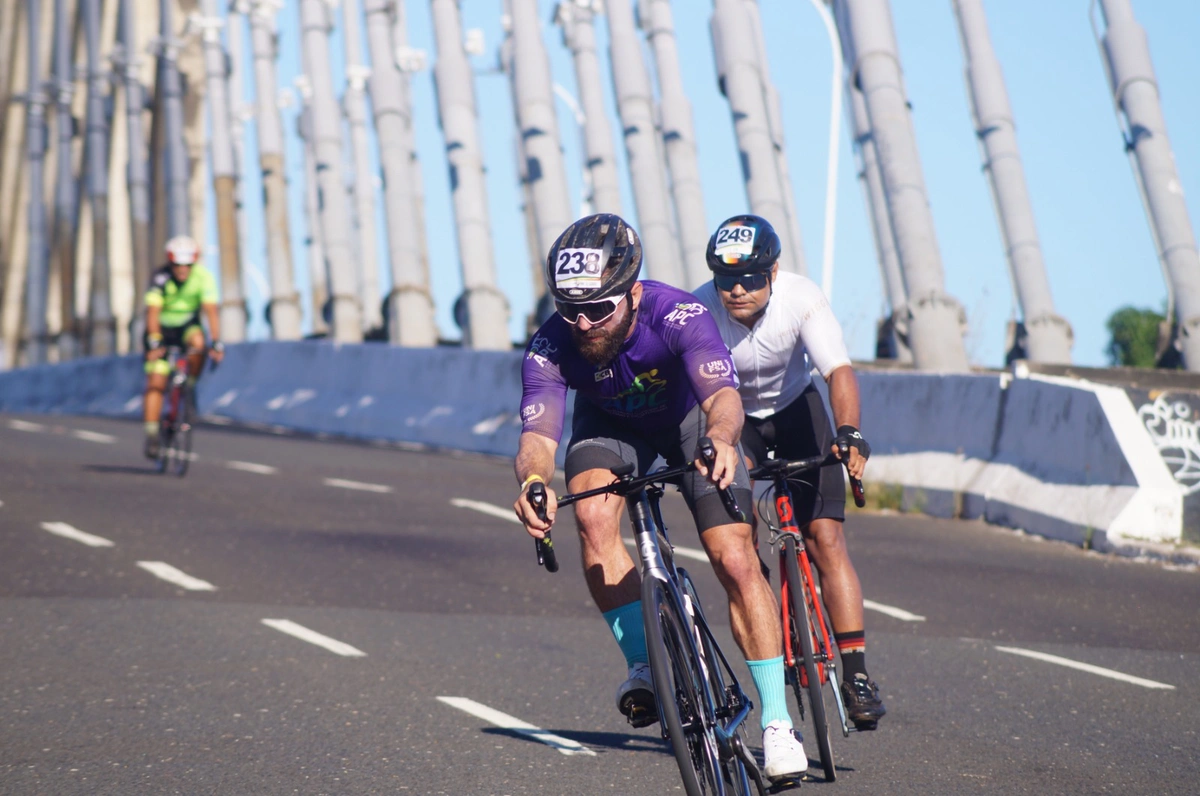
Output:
top-left (0, 413), bottom-right (1197, 795)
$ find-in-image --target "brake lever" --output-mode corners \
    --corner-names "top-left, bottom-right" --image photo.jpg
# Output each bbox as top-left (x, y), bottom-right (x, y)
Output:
top-left (698, 436), bottom-right (748, 524)
top-left (527, 481), bottom-right (559, 573)
top-left (836, 440), bottom-right (866, 508)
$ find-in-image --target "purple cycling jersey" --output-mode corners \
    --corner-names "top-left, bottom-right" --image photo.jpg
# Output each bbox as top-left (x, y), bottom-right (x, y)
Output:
top-left (520, 280), bottom-right (739, 441)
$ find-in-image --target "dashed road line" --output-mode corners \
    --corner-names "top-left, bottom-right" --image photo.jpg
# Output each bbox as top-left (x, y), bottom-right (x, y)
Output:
top-left (40, 521), bottom-right (115, 548)
top-left (323, 477), bottom-right (393, 494)
top-left (261, 619), bottom-right (366, 657)
top-left (861, 599), bottom-right (925, 622)
top-left (452, 498), bottom-right (521, 523)
top-left (69, 429), bottom-right (117, 444)
top-left (227, 460), bottom-right (278, 475)
top-left (436, 697), bottom-right (596, 756)
top-left (136, 561), bottom-right (217, 591)
top-left (8, 419), bottom-right (46, 432)
top-left (994, 645), bottom-right (1175, 690)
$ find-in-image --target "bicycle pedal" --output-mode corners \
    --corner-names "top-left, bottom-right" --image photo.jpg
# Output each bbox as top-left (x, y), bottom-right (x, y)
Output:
top-left (767, 776), bottom-right (805, 792)
top-left (619, 692), bottom-right (659, 729)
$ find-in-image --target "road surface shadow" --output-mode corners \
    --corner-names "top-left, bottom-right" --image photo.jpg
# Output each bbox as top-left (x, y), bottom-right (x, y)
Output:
top-left (481, 726), bottom-right (670, 755)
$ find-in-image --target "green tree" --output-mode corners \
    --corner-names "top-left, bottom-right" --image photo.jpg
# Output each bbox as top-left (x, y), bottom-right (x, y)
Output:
top-left (1105, 306), bottom-right (1165, 367)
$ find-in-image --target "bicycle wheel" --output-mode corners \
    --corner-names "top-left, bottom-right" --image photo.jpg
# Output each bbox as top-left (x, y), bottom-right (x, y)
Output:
top-left (163, 384), bottom-right (192, 477)
top-left (644, 577), bottom-right (725, 796)
top-left (783, 537), bottom-right (835, 782)
top-left (679, 569), bottom-right (753, 795)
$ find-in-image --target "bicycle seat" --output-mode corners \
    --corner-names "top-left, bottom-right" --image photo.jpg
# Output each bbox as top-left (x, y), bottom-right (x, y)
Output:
top-left (610, 463), bottom-right (636, 478)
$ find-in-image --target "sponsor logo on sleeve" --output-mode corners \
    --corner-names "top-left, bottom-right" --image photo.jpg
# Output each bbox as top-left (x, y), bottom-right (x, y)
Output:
top-left (153, 272), bottom-right (169, 287)
top-left (663, 302), bottom-right (708, 327)
top-left (521, 403), bottom-right (546, 424)
top-left (526, 334), bottom-right (558, 368)
top-left (699, 359), bottom-right (733, 381)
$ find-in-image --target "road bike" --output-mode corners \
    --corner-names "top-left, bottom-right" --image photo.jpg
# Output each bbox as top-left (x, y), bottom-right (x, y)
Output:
top-left (153, 345), bottom-right (199, 477)
top-left (748, 446), bottom-right (865, 783)
top-left (529, 439), bottom-right (770, 796)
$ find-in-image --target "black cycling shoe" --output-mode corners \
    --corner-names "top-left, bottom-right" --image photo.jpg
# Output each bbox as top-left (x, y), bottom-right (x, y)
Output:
top-left (144, 435), bottom-right (161, 460)
top-left (617, 664), bottom-right (659, 729)
top-left (841, 674), bottom-right (886, 730)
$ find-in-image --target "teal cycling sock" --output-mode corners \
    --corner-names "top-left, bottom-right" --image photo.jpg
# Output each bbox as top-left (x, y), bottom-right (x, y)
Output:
top-left (746, 656), bottom-right (792, 730)
top-left (602, 601), bottom-right (648, 668)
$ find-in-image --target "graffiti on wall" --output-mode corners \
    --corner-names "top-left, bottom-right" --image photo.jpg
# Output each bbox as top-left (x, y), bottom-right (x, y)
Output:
top-left (1136, 392), bottom-right (1200, 495)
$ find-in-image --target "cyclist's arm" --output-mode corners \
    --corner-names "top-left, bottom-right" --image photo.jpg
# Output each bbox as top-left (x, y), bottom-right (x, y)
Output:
top-left (146, 305), bottom-right (163, 338)
top-left (827, 364), bottom-right (867, 478)
top-left (696, 385), bottom-right (744, 489)
top-left (201, 301), bottom-right (223, 359)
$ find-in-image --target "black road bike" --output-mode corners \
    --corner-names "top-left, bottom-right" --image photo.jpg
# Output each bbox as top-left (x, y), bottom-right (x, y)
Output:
top-left (530, 439), bottom-right (772, 796)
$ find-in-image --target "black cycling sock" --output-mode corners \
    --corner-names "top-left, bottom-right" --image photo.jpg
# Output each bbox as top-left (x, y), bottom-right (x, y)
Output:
top-left (835, 631), bottom-right (867, 682)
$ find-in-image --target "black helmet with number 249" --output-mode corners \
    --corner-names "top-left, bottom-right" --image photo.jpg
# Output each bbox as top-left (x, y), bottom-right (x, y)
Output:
top-left (705, 214), bottom-right (781, 276)
top-left (545, 213), bottom-right (643, 304)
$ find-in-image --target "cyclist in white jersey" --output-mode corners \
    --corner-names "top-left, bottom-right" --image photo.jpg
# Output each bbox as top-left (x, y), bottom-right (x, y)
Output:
top-left (694, 214), bottom-right (886, 730)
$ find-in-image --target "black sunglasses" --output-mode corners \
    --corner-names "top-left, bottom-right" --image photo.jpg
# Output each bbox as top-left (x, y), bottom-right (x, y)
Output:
top-left (713, 272), bottom-right (770, 293)
top-left (555, 294), bottom-right (625, 325)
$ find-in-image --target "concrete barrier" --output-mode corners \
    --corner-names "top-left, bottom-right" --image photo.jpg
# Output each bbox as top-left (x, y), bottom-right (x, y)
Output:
top-left (0, 342), bottom-right (1185, 546)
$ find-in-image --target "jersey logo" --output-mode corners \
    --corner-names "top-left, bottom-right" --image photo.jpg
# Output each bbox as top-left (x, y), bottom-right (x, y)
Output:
top-left (526, 334), bottom-right (557, 368)
top-left (698, 359), bottom-right (733, 381)
top-left (663, 302), bottom-right (707, 327)
top-left (601, 370), bottom-right (668, 415)
top-left (521, 403), bottom-right (546, 423)
top-left (594, 368), bottom-right (613, 382)
top-left (152, 273), bottom-right (169, 288)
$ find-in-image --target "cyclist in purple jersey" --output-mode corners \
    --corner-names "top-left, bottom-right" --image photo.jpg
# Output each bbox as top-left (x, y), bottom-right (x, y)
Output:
top-left (513, 213), bottom-right (811, 781)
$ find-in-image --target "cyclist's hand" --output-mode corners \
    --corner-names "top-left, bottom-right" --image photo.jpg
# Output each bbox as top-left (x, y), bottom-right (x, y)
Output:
top-left (146, 346), bottom-right (165, 362)
top-left (832, 425), bottom-right (870, 480)
top-left (694, 437), bottom-right (739, 490)
top-left (514, 482), bottom-right (557, 539)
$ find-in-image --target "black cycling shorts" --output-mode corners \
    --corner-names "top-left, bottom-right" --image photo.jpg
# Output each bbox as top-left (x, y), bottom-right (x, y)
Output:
top-left (739, 385), bottom-right (846, 524)
top-left (564, 395), bottom-right (753, 534)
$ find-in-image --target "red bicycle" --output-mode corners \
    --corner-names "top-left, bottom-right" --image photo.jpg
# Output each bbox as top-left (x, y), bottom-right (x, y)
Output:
top-left (153, 345), bottom-right (199, 477)
top-left (748, 449), bottom-right (865, 783)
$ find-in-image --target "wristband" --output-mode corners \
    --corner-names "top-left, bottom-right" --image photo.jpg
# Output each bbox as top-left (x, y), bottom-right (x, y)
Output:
top-left (520, 474), bottom-right (546, 491)
top-left (210, 340), bottom-right (225, 352)
top-left (147, 333), bottom-right (164, 349)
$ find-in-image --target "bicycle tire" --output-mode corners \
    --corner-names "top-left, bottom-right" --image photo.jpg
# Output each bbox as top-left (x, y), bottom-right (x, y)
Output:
top-left (644, 577), bottom-right (725, 796)
top-left (783, 536), bottom-right (835, 782)
top-left (172, 385), bottom-right (193, 477)
top-left (679, 569), bottom-right (753, 795)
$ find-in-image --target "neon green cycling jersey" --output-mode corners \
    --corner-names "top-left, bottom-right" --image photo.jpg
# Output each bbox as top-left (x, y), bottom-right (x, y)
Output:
top-left (144, 264), bottom-right (219, 328)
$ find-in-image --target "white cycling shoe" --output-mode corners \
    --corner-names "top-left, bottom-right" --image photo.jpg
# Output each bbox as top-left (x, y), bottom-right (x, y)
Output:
top-left (616, 662), bottom-right (658, 728)
top-left (762, 720), bottom-right (808, 780)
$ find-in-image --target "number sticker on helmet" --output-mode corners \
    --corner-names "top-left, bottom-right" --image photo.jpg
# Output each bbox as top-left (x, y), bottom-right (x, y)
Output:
top-left (554, 248), bottom-right (604, 291)
top-left (713, 222), bottom-right (756, 261)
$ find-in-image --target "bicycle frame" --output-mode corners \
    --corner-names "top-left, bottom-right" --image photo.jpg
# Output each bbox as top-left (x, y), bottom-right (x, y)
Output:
top-left (540, 463), bottom-right (768, 795)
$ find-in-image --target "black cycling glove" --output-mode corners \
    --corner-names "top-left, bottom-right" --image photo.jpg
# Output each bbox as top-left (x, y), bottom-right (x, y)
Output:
top-left (834, 425), bottom-right (871, 460)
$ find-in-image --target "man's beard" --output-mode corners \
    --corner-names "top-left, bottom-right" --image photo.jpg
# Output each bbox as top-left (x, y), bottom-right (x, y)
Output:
top-left (570, 307), bottom-right (635, 367)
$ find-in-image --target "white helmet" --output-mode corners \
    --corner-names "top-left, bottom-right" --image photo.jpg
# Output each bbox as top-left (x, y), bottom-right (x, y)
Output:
top-left (165, 235), bottom-right (201, 266)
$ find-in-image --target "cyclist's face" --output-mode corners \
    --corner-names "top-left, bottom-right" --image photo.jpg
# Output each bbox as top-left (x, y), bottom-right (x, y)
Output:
top-left (717, 264), bottom-right (777, 325)
top-left (170, 263), bottom-right (193, 282)
top-left (570, 283), bottom-right (642, 366)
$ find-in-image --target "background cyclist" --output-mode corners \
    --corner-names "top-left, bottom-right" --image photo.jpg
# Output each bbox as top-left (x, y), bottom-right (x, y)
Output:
top-left (694, 214), bottom-right (887, 730)
top-left (141, 235), bottom-right (224, 459)
top-left (512, 213), bottom-right (811, 781)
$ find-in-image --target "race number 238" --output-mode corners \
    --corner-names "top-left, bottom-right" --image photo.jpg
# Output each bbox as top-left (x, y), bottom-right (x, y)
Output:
top-left (556, 248), bottom-right (603, 276)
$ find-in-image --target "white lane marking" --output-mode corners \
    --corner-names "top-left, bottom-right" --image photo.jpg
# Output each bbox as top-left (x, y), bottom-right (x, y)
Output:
top-left (8, 419), bottom-right (46, 432)
top-left (323, 477), bottom-right (393, 494)
top-left (436, 697), bottom-right (596, 756)
top-left (861, 599), bottom-right (926, 622)
top-left (994, 646), bottom-right (1175, 690)
top-left (261, 619), bottom-right (366, 657)
top-left (69, 429), bottom-right (117, 444)
top-left (41, 521), bottom-right (115, 547)
top-left (227, 460), bottom-right (278, 475)
top-left (136, 561), bottom-right (217, 591)
top-left (451, 498), bottom-right (521, 524)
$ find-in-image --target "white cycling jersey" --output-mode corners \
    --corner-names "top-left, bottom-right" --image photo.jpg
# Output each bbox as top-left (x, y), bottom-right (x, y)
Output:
top-left (694, 271), bottom-right (851, 419)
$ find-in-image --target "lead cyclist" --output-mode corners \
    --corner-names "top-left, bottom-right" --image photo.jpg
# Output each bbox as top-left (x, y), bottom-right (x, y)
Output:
top-left (695, 215), bottom-right (887, 730)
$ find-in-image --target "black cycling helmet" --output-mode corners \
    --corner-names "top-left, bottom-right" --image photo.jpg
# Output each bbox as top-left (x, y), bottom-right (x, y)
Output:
top-left (705, 214), bottom-right (781, 275)
top-left (545, 213), bottom-right (642, 303)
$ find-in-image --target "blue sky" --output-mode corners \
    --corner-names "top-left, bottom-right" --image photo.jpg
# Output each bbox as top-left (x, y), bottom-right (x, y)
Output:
top-left (211, 0), bottom-right (1200, 368)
